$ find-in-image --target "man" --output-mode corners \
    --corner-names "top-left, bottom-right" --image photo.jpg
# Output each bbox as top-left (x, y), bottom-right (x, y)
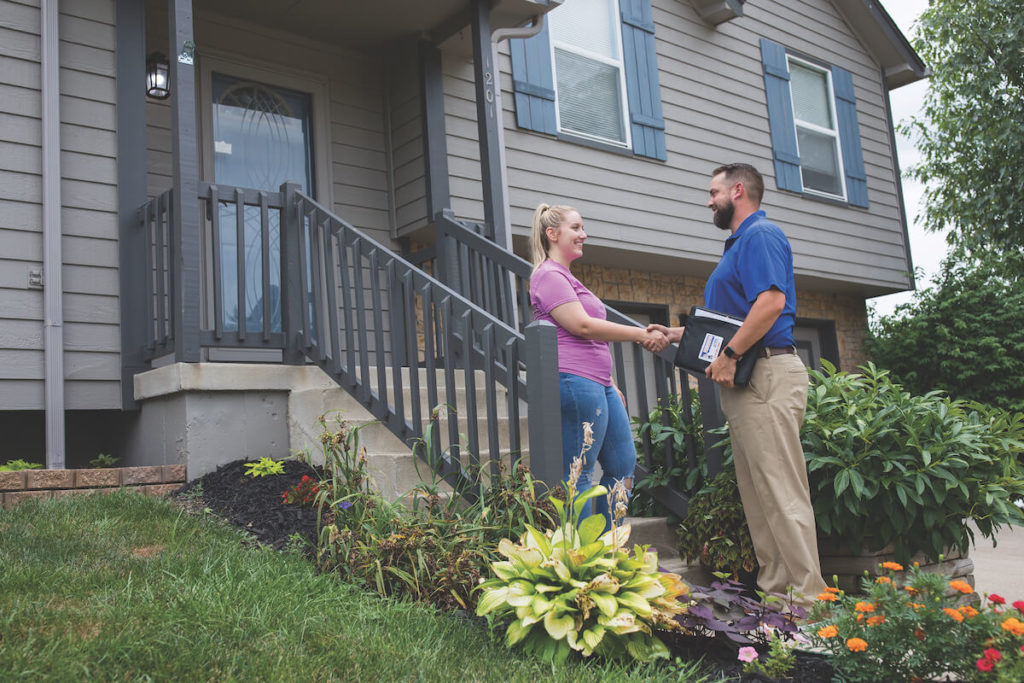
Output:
top-left (650, 163), bottom-right (826, 603)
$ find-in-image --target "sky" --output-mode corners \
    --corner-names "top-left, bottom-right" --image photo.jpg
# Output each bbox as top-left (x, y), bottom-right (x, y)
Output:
top-left (868, 0), bottom-right (943, 317)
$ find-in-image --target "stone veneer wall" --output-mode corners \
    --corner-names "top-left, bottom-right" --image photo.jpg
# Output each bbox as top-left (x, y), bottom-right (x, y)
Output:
top-left (0, 465), bottom-right (185, 509)
top-left (573, 263), bottom-right (870, 372)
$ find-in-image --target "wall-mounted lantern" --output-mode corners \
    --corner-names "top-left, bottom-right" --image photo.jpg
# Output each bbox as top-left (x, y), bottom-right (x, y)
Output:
top-left (146, 52), bottom-right (170, 100)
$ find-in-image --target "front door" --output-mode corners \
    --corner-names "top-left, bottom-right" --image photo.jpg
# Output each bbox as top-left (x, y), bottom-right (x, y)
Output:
top-left (210, 72), bottom-right (315, 333)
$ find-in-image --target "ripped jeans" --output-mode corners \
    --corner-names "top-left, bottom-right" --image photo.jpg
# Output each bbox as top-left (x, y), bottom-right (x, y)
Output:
top-left (559, 372), bottom-right (637, 529)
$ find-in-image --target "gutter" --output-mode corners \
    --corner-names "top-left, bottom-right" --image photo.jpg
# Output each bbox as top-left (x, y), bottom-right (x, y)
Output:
top-left (41, 0), bottom-right (66, 468)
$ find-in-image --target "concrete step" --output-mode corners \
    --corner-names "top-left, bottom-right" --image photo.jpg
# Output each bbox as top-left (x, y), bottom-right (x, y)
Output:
top-left (627, 515), bottom-right (713, 585)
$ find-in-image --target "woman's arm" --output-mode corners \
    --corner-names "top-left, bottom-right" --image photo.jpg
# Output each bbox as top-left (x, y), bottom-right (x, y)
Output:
top-left (549, 301), bottom-right (668, 350)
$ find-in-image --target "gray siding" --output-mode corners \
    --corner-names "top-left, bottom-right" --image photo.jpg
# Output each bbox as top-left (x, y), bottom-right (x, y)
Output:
top-left (443, 0), bottom-right (911, 294)
top-left (389, 48), bottom-right (428, 236)
top-left (0, 0), bottom-right (121, 410)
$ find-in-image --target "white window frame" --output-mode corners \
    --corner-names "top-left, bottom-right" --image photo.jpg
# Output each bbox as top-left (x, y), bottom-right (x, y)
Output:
top-left (786, 55), bottom-right (847, 201)
top-left (547, 0), bottom-right (632, 149)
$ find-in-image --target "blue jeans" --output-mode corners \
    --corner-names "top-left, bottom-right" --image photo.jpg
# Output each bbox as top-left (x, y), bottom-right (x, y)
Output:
top-left (559, 373), bottom-right (637, 528)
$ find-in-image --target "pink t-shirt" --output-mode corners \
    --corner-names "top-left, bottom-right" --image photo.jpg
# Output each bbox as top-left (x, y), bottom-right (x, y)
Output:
top-left (529, 259), bottom-right (613, 386)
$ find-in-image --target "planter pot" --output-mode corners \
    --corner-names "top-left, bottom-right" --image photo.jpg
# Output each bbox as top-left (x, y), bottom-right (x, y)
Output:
top-left (817, 536), bottom-right (974, 596)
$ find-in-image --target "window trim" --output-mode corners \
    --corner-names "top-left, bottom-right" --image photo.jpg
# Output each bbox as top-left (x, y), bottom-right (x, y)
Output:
top-left (547, 0), bottom-right (633, 149)
top-left (786, 54), bottom-right (848, 203)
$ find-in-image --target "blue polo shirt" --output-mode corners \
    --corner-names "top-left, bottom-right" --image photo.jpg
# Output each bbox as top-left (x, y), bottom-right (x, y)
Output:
top-left (704, 210), bottom-right (797, 348)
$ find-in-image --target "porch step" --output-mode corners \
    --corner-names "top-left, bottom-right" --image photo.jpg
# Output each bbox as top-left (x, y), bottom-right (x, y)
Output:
top-left (627, 516), bottom-right (712, 585)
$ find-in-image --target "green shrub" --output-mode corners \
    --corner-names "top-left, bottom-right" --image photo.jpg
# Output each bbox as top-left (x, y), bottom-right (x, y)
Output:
top-left (0, 459), bottom-right (43, 471)
top-left (802, 361), bottom-right (1024, 562)
top-left (630, 390), bottom-right (705, 517)
top-left (675, 465), bottom-right (757, 578)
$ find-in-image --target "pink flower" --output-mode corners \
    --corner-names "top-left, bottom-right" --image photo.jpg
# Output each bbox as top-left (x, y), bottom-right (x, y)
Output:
top-left (983, 648), bottom-right (1002, 663)
top-left (977, 657), bottom-right (994, 672)
top-left (737, 646), bottom-right (759, 663)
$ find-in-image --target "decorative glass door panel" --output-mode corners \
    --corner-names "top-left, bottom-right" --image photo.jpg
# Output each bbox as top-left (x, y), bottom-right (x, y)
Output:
top-left (211, 73), bottom-right (314, 333)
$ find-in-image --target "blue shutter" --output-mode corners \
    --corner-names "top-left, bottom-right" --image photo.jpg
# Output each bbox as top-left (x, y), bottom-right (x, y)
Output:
top-left (759, 38), bottom-right (802, 193)
top-left (831, 66), bottom-right (869, 208)
top-left (508, 24), bottom-right (557, 135)
top-left (620, 0), bottom-right (666, 160)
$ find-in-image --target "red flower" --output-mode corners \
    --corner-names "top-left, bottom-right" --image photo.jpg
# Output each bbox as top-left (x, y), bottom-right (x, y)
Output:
top-left (990, 594), bottom-right (1006, 605)
top-left (1013, 600), bottom-right (1024, 614)
top-left (977, 657), bottom-right (994, 672)
top-left (983, 648), bottom-right (1002, 663)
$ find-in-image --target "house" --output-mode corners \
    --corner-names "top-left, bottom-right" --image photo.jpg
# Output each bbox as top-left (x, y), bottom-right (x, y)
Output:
top-left (0, 0), bottom-right (925, 509)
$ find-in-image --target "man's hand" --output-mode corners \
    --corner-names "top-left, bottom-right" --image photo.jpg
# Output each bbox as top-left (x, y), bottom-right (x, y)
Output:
top-left (639, 328), bottom-right (669, 352)
top-left (706, 352), bottom-right (737, 388)
top-left (646, 323), bottom-right (683, 344)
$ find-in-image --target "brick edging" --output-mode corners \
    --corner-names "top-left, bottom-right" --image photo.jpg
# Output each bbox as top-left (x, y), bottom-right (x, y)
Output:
top-left (0, 465), bottom-right (185, 509)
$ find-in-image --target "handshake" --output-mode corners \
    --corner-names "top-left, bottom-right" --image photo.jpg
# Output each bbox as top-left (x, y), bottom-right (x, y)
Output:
top-left (636, 323), bottom-right (683, 353)
top-left (635, 323), bottom-right (682, 353)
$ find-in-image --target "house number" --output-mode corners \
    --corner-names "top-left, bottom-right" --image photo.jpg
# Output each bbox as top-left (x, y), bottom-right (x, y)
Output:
top-left (484, 70), bottom-right (494, 118)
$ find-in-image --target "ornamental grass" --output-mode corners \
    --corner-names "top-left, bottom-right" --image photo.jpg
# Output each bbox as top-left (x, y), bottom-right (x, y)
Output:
top-left (808, 562), bottom-right (1024, 682)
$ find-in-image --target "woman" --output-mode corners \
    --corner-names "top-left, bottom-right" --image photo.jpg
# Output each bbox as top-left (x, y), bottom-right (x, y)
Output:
top-left (528, 203), bottom-right (668, 526)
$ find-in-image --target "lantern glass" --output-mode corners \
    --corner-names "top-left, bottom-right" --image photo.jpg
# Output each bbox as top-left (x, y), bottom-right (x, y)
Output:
top-left (146, 52), bottom-right (170, 99)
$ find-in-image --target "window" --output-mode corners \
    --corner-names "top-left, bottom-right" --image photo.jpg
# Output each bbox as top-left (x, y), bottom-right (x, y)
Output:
top-left (788, 58), bottom-right (843, 198)
top-left (760, 38), bottom-right (869, 207)
top-left (509, 0), bottom-right (667, 160)
top-left (548, 0), bottom-right (630, 146)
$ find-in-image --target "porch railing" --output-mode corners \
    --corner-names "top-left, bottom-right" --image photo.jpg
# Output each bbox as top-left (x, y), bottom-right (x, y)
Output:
top-left (412, 211), bottom-right (727, 517)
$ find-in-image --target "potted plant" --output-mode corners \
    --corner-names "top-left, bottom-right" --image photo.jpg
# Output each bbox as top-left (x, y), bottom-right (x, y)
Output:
top-left (802, 362), bottom-right (1024, 569)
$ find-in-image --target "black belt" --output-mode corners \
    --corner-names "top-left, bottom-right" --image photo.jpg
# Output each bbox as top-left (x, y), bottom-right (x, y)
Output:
top-left (761, 346), bottom-right (797, 358)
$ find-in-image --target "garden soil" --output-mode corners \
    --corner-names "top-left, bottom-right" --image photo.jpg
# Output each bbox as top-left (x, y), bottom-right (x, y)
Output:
top-left (172, 459), bottom-right (833, 682)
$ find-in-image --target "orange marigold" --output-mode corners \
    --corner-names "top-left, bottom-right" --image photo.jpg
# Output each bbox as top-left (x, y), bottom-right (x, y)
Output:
top-left (905, 586), bottom-right (919, 595)
top-left (881, 561), bottom-right (904, 571)
top-left (817, 592), bottom-right (838, 602)
top-left (817, 624), bottom-right (839, 639)
top-left (959, 605), bottom-right (979, 619)
top-left (847, 637), bottom-right (868, 652)
top-left (824, 586), bottom-right (841, 594)
top-left (949, 580), bottom-right (974, 594)
top-left (867, 615), bottom-right (886, 627)
top-left (1002, 617), bottom-right (1024, 636)
top-left (907, 602), bottom-right (926, 611)
top-left (914, 628), bottom-right (926, 641)
top-left (943, 607), bottom-right (965, 623)
top-left (876, 576), bottom-right (892, 585)
top-left (855, 601), bottom-right (876, 613)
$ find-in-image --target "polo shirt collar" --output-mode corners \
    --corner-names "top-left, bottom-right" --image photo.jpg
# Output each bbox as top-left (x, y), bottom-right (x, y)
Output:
top-left (724, 210), bottom-right (767, 250)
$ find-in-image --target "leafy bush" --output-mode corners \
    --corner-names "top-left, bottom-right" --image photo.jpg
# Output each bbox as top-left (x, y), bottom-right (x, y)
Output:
top-left (476, 424), bottom-right (690, 664)
top-left (675, 465), bottom-right (757, 580)
top-left (809, 562), bottom-right (1024, 682)
top-left (802, 361), bottom-right (1024, 562)
top-left (0, 459), bottom-right (43, 471)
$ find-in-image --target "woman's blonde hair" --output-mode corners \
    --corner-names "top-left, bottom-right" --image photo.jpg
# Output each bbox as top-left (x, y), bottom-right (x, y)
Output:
top-left (529, 203), bottom-right (577, 270)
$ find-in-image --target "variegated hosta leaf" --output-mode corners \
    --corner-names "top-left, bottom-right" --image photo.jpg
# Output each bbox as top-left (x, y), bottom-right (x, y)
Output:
top-left (587, 572), bottom-right (619, 594)
top-left (506, 619), bottom-right (534, 646)
top-left (543, 609), bottom-right (575, 641)
top-left (590, 590), bottom-right (618, 618)
top-left (516, 604), bottom-right (541, 626)
top-left (529, 594), bottom-right (553, 615)
top-left (523, 525), bottom-right (553, 555)
top-left (599, 522), bottom-right (632, 549)
top-left (475, 585), bottom-right (510, 616)
top-left (491, 561), bottom-right (518, 581)
top-left (540, 557), bottom-right (573, 583)
top-left (505, 579), bottom-right (536, 607)
top-left (577, 513), bottom-right (606, 546)
top-left (581, 624), bottom-right (606, 656)
top-left (616, 590), bottom-right (653, 617)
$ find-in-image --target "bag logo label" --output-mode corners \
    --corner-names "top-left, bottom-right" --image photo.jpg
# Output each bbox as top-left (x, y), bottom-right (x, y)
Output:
top-left (699, 333), bottom-right (723, 363)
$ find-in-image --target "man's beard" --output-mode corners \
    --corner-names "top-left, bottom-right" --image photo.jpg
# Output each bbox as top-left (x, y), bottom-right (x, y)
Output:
top-left (712, 200), bottom-right (734, 230)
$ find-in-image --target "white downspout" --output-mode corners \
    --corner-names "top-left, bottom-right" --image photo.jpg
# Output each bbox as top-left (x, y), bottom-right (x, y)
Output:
top-left (41, 0), bottom-right (66, 469)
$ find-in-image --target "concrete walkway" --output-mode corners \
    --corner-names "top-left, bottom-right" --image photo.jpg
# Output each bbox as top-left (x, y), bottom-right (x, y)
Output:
top-left (969, 521), bottom-right (1024, 601)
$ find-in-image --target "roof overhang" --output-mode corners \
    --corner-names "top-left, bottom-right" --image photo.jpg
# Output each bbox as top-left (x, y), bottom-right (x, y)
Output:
top-left (830, 0), bottom-right (929, 89)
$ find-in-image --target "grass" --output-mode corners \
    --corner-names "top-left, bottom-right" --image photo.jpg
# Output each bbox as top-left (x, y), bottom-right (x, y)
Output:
top-left (0, 491), bottom-right (714, 681)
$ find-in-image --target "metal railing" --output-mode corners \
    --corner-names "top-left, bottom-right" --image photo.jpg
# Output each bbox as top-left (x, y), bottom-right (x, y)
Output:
top-left (412, 212), bottom-right (727, 517)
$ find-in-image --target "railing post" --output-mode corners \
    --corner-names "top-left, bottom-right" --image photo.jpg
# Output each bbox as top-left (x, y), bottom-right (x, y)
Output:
top-left (525, 320), bottom-right (562, 493)
top-left (697, 376), bottom-right (726, 477)
top-left (280, 182), bottom-right (305, 365)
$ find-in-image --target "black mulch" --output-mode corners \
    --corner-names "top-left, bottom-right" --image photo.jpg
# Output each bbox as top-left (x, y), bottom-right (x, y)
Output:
top-left (171, 458), bottom-right (833, 682)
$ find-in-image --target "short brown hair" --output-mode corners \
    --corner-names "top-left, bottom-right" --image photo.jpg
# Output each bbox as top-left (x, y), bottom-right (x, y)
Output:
top-left (712, 163), bottom-right (764, 205)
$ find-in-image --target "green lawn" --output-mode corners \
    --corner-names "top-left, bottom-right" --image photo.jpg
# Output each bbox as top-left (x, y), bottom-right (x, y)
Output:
top-left (0, 492), bottom-right (712, 681)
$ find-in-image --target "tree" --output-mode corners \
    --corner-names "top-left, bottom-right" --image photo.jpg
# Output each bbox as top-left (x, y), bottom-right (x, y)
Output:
top-left (903, 0), bottom-right (1024, 263)
top-left (868, 252), bottom-right (1024, 413)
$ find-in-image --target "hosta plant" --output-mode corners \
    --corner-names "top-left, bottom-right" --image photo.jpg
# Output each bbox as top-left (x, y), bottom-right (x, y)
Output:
top-left (476, 423), bottom-right (690, 664)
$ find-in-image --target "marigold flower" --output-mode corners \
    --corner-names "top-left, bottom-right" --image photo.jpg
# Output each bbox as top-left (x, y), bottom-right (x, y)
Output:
top-left (875, 576), bottom-right (891, 585)
top-left (949, 580), bottom-right (974, 594)
top-left (817, 592), bottom-right (838, 602)
top-left (904, 586), bottom-right (919, 595)
top-left (846, 637), bottom-right (867, 652)
top-left (907, 602), bottom-right (926, 611)
top-left (881, 561), bottom-right (904, 571)
top-left (977, 657), bottom-right (994, 672)
top-left (817, 624), bottom-right (839, 639)
top-left (983, 648), bottom-right (1002, 663)
top-left (1001, 617), bottom-right (1024, 636)
top-left (959, 605), bottom-right (979, 619)
top-left (856, 613), bottom-right (864, 623)
top-left (943, 608), bottom-right (964, 623)
top-left (990, 594), bottom-right (1007, 605)
top-left (914, 628), bottom-right (926, 641)
top-left (824, 586), bottom-right (841, 594)
top-left (866, 615), bottom-right (885, 627)
top-left (855, 601), bottom-right (876, 613)
top-left (737, 646), bottom-right (758, 663)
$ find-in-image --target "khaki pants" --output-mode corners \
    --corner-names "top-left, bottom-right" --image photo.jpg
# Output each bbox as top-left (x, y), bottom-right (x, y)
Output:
top-left (720, 352), bottom-right (826, 603)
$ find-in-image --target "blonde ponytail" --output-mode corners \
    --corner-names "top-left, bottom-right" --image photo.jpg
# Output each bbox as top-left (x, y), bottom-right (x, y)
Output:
top-left (529, 202), bottom-right (576, 270)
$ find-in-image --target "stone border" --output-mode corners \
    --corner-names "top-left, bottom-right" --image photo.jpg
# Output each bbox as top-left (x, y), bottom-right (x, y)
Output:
top-left (0, 465), bottom-right (185, 509)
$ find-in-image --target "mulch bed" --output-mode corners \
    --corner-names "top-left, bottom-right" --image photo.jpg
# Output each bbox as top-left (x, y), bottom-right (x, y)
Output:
top-left (172, 458), bottom-right (833, 682)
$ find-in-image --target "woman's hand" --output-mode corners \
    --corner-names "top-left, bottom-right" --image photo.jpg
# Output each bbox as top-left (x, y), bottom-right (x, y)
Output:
top-left (639, 328), bottom-right (669, 352)
top-left (646, 323), bottom-right (684, 344)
